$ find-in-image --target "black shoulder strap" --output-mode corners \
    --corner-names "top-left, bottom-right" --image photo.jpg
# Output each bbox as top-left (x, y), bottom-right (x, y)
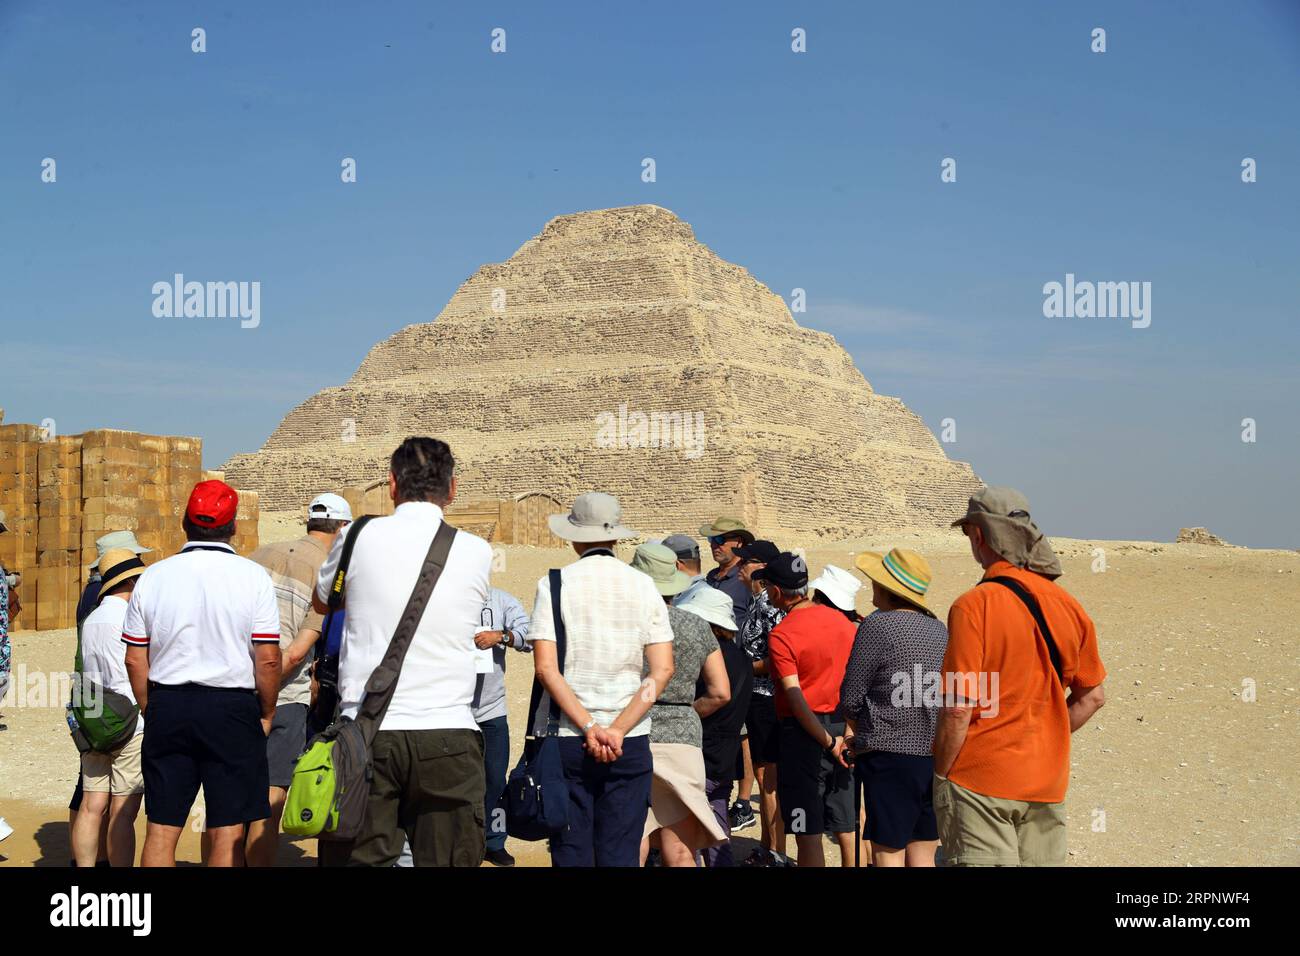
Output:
top-left (526, 569), bottom-right (567, 737)
top-left (326, 515), bottom-right (375, 611)
top-left (981, 576), bottom-right (1065, 686)
top-left (356, 520), bottom-right (457, 737)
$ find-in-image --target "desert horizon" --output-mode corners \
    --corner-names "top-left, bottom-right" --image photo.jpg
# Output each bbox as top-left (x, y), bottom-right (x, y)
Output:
top-left (3, 509), bottom-right (1296, 868)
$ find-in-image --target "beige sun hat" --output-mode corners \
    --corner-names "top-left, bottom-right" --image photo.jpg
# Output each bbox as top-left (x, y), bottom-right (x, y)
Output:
top-left (548, 492), bottom-right (638, 542)
top-left (630, 543), bottom-right (692, 596)
top-left (677, 586), bottom-right (738, 631)
top-left (0, 508), bottom-right (7, 533)
top-left (97, 547), bottom-right (148, 599)
top-left (698, 516), bottom-right (752, 539)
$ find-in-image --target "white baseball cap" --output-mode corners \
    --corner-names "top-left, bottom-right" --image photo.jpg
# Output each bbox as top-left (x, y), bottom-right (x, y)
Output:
top-left (308, 493), bottom-right (353, 522)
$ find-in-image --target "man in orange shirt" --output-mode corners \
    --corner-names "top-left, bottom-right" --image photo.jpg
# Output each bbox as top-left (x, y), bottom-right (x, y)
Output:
top-left (933, 487), bottom-right (1106, 866)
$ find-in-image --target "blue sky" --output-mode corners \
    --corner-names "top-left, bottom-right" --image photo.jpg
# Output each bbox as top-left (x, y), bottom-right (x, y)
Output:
top-left (2, 1), bottom-right (1297, 547)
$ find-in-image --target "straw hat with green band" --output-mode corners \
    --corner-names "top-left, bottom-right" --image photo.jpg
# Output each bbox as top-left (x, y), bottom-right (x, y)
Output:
top-left (854, 547), bottom-right (934, 613)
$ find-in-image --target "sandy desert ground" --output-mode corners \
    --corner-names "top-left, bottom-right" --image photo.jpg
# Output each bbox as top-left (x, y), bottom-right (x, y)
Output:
top-left (1, 513), bottom-right (1296, 867)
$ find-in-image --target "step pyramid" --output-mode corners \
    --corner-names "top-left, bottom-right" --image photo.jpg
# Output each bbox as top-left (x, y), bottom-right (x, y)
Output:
top-left (223, 205), bottom-right (980, 541)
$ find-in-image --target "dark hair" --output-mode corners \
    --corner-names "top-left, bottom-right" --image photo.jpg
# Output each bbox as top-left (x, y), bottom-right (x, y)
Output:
top-left (390, 437), bottom-right (455, 504)
top-left (103, 577), bottom-right (137, 598)
top-left (814, 590), bottom-right (861, 623)
top-left (307, 518), bottom-right (348, 535)
top-left (183, 516), bottom-right (236, 542)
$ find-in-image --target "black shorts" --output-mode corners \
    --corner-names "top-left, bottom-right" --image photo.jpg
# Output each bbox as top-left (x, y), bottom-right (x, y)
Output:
top-left (776, 716), bottom-right (854, 835)
top-left (142, 683), bottom-right (270, 829)
top-left (856, 751), bottom-right (938, 849)
top-left (745, 693), bottom-right (781, 766)
top-left (266, 702), bottom-right (309, 789)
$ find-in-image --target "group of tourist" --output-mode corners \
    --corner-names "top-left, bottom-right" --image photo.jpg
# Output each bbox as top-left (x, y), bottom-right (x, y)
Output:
top-left (0, 435), bottom-right (1108, 867)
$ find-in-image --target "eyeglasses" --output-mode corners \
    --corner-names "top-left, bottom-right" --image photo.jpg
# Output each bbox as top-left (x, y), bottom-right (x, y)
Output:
top-left (708, 535), bottom-right (727, 547)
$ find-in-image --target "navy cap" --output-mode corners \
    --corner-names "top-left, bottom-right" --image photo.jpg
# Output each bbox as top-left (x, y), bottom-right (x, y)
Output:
top-left (735, 540), bottom-right (780, 564)
top-left (754, 552), bottom-right (808, 590)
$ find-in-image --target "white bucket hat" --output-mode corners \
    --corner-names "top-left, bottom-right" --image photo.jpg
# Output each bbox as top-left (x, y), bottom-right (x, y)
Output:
top-left (809, 564), bottom-right (861, 612)
top-left (90, 530), bottom-right (152, 570)
top-left (548, 492), bottom-right (638, 542)
top-left (677, 586), bottom-right (738, 632)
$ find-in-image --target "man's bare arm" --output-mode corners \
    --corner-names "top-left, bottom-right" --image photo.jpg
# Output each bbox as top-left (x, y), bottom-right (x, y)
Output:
top-left (932, 706), bottom-right (973, 777)
top-left (124, 645), bottom-right (149, 714)
top-left (1067, 683), bottom-right (1105, 732)
top-left (253, 643), bottom-right (282, 733)
top-left (533, 640), bottom-right (597, 732)
top-left (693, 649), bottom-right (730, 719)
top-left (780, 675), bottom-right (833, 747)
top-left (612, 641), bottom-right (673, 737)
top-left (281, 627), bottom-right (321, 680)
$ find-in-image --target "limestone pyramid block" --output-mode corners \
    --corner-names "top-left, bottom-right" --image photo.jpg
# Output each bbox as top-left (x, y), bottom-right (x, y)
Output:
top-left (223, 205), bottom-right (980, 540)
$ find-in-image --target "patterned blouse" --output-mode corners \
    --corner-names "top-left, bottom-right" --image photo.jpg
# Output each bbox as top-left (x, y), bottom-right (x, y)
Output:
top-left (839, 609), bottom-right (949, 756)
top-left (739, 589), bottom-right (785, 698)
top-left (646, 606), bottom-right (717, 747)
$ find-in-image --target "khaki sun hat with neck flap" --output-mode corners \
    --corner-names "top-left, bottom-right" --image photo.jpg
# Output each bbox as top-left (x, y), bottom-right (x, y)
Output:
top-left (951, 485), bottom-right (1063, 580)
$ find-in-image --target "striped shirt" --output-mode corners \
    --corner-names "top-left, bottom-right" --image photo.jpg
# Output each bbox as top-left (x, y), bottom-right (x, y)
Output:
top-left (249, 535), bottom-right (329, 706)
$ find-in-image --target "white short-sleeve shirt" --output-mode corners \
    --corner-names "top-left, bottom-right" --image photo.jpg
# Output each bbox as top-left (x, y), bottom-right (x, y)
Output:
top-left (528, 551), bottom-right (674, 738)
top-left (122, 541), bottom-right (281, 689)
top-left (316, 502), bottom-right (492, 732)
top-left (81, 594), bottom-right (143, 736)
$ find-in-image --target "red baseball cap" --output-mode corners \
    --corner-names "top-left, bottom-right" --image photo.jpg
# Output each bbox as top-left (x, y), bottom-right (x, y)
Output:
top-left (186, 479), bottom-right (239, 526)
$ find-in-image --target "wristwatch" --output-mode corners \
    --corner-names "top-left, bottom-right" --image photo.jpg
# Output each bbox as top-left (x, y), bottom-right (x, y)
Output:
top-left (582, 718), bottom-right (597, 733)
top-left (500, 628), bottom-right (513, 648)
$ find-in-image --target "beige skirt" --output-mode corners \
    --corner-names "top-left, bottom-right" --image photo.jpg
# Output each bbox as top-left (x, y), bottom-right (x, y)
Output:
top-left (642, 742), bottom-right (728, 849)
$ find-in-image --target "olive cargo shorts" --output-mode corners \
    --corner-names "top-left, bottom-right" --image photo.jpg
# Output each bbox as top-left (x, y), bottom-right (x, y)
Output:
top-left (320, 728), bottom-right (486, 867)
top-left (932, 774), bottom-right (1067, 867)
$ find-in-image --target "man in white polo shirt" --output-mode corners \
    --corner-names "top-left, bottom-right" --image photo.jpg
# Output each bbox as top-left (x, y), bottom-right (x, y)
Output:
top-left (313, 437), bottom-right (492, 867)
top-left (123, 480), bottom-right (282, 867)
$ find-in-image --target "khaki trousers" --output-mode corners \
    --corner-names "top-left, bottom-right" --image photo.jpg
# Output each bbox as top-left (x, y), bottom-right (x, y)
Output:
top-left (318, 728), bottom-right (485, 867)
top-left (933, 774), bottom-right (1067, 866)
